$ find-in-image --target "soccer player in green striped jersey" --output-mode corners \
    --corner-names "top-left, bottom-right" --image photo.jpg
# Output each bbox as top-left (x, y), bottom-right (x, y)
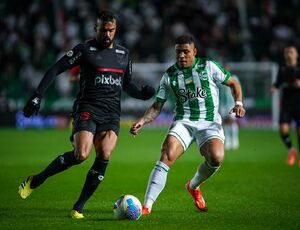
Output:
top-left (130, 34), bottom-right (245, 214)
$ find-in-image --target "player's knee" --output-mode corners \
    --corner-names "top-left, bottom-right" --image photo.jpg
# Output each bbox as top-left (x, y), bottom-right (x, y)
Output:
top-left (207, 150), bottom-right (224, 167)
top-left (74, 149), bottom-right (90, 162)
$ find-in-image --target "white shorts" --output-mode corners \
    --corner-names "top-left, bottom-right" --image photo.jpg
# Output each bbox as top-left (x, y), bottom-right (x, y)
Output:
top-left (168, 120), bottom-right (225, 151)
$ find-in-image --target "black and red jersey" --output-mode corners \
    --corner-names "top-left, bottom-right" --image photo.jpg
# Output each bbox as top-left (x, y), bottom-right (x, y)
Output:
top-left (37, 39), bottom-right (139, 118)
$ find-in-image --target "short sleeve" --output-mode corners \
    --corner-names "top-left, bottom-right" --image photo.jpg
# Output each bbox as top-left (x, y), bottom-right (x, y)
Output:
top-left (210, 61), bottom-right (231, 84)
top-left (156, 73), bottom-right (170, 102)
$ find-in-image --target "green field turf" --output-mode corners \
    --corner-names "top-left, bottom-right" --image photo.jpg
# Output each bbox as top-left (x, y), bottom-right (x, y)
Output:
top-left (0, 127), bottom-right (299, 230)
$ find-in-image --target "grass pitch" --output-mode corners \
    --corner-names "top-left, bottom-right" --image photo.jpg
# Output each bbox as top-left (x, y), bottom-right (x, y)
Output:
top-left (0, 127), bottom-right (299, 230)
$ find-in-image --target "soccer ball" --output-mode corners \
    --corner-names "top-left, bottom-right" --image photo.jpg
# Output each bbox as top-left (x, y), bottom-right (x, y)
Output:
top-left (113, 195), bottom-right (142, 220)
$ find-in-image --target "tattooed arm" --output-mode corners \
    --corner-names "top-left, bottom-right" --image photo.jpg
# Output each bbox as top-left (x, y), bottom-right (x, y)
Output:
top-left (130, 100), bottom-right (165, 136)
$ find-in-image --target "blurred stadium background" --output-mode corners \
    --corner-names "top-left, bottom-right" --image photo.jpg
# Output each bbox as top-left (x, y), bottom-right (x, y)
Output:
top-left (1, 0), bottom-right (299, 129)
top-left (1, 1), bottom-right (300, 229)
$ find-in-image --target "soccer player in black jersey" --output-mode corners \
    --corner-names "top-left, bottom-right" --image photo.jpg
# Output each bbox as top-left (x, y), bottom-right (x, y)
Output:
top-left (271, 45), bottom-right (300, 167)
top-left (18, 10), bottom-right (155, 219)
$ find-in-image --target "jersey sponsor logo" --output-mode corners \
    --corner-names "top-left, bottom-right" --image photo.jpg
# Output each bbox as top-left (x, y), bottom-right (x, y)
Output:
top-left (68, 51), bottom-right (82, 65)
top-left (95, 74), bottom-right (122, 87)
top-left (177, 88), bottom-right (207, 103)
top-left (90, 47), bottom-right (98, 51)
top-left (115, 49), bottom-right (125, 54)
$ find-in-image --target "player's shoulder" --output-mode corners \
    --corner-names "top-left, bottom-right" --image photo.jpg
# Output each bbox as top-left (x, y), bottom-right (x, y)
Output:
top-left (114, 44), bottom-right (129, 55)
top-left (83, 38), bottom-right (99, 49)
top-left (165, 64), bottom-right (178, 77)
top-left (70, 39), bottom-right (93, 52)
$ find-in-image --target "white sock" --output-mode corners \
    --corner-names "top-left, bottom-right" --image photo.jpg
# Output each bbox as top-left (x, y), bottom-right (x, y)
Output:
top-left (144, 161), bottom-right (169, 211)
top-left (231, 123), bottom-right (239, 149)
top-left (189, 161), bottom-right (220, 189)
top-left (224, 125), bottom-right (232, 149)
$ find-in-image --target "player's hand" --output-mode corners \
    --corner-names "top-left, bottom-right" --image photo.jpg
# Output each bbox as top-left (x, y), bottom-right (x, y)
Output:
top-left (23, 92), bottom-right (42, 117)
top-left (141, 85), bottom-right (155, 100)
top-left (229, 105), bottom-right (246, 118)
top-left (130, 119), bottom-right (145, 137)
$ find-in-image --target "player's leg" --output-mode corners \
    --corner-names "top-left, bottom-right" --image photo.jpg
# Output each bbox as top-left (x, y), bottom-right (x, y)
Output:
top-left (231, 120), bottom-right (239, 149)
top-left (223, 123), bottom-right (232, 150)
top-left (280, 123), bottom-right (296, 165)
top-left (18, 112), bottom-right (95, 200)
top-left (297, 125), bottom-right (300, 167)
top-left (18, 131), bottom-right (94, 200)
top-left (187, 122), bottom-right (225, 211)
top-left (34, 130), bottom-right (94, 187)
top-left (194, 138), bottom-right (224, 185)
top-left (223, 117), bottom-right (232, 150)
top-left (143, 134), bottom-right (185, 214)
top-left (187, 138), bottom-right (224, 211)
top-left (72, 130), bottom-right (117, 215)
top-left (293, 107), bottom-right (300, 166)
top-left (279, 107), bottom-right (296, 165)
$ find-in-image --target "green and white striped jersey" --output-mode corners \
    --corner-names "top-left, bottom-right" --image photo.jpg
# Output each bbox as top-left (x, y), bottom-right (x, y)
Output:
top-left (156, 57), bottom-right (231, 123)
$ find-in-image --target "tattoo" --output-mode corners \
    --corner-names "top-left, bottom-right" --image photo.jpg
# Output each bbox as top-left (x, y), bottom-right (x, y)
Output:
top-left (143, 101), bottom-right (164, 124)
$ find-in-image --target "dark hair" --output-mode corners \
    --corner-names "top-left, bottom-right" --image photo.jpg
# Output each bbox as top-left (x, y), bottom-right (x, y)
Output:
top-left (175, 34), bottom-right (195, 45)
top-left (96, 10), bottom-right (116, 23)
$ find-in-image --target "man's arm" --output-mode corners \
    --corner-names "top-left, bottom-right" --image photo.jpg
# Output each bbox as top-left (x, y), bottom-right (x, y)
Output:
top-left (123, 83), bottom-right (155, 100)
top-left (23, 45), bottom-right (83, 117)
top-left (122, 60), bottom-right (155, 100)
top-left (130, 100), bottom-right (165, 136)
top-left (224, 77), bottom-right (246, 118)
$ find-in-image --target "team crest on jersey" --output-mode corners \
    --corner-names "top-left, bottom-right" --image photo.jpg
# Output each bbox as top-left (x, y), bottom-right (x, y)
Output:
top-left (198, 70), bottom-right (208, 80)
top-left (66, 50), bottom-right (73, 57)
top-left (116, 53), bottom-right (126, 65)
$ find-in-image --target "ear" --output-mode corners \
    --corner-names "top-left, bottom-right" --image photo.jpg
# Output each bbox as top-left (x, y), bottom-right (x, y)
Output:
top-left (194, 48), bottom-right (197, 56)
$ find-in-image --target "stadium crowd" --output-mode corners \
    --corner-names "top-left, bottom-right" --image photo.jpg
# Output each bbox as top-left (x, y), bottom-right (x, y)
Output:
top-left (1, 0), bottom-right (299, 111)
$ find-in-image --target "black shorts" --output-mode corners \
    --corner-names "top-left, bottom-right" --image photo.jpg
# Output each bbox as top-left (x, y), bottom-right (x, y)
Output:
top-left (71, 111), bottom-right (120, 137)
top-left (279, 103), bottom-right (300, 126)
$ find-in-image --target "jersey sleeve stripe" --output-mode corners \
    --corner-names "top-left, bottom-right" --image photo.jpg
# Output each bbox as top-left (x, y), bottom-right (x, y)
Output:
top-left (221, 74), bottom-right (231, 84)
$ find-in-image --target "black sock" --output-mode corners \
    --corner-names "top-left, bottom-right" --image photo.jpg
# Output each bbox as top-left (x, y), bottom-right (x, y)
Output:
top-left (31, 151), bottom-right (80, 188)
top-left (281, 134), bottom-right (292, 149)
top-left (73, 157), bottom-right (109, 212)
top-left (298, 134), bottom-right (300, 154)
